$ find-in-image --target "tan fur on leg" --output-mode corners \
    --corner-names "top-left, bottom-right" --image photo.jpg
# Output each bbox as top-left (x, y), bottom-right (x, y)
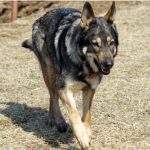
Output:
top-left (59, 88), bottom-right (90, 149)
top-left (82, 87), bottom-right (95, 138)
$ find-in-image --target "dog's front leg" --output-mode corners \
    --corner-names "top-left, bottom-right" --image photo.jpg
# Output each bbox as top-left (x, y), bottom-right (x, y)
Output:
top-left (59, 88), bottom-right (90, 149)
top-left (82, 87), bottom-right (95, 139)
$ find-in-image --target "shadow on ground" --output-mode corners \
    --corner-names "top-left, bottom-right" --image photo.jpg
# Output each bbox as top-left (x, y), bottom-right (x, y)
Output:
top-left (0, 102), bottom-right (77, 149)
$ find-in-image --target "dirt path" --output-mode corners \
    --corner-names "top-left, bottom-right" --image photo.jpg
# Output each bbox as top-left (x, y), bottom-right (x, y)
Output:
top-left (0, 2), bottom-right (150, 150)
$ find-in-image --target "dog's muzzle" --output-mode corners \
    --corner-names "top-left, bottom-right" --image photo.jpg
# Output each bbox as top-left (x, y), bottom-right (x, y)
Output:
top-left (94, 59), bottom-right (113, 75)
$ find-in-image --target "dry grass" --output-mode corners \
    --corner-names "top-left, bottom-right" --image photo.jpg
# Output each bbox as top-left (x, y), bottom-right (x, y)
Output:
top-left (0, 2), bottom-right (150, 150)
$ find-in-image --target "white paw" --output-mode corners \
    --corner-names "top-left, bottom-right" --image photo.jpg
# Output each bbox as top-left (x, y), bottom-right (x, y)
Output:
top-left (80, 137), bottom-right (90, 150)
top-left (77, 130), bottom-right (90, 150)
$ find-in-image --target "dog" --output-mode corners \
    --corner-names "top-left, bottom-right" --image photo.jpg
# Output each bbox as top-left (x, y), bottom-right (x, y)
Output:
top-left (22, 1), bottom-right (119, 149)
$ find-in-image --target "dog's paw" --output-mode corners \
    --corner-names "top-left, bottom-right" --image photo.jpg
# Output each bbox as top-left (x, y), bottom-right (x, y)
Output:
top-left (55, 118), bottom-right (68, 132)
top-left (80, 137), bottom-right (90, 150)
top-left (47, 117), bottom-right (68, 132)
top-left (77, 130), bottom-right (91, 150)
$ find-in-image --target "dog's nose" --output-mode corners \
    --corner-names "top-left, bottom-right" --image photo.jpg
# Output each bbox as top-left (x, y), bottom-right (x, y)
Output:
top-left (103, 60), bottom-right (113, 69)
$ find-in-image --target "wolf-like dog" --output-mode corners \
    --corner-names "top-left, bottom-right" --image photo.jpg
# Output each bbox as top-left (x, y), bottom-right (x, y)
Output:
top-left (22, 2), bottom-right (119, 149)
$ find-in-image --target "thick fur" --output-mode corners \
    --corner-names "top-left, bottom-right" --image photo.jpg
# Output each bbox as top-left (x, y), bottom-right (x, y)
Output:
top-left (22, 2), bottom-right (119, 149)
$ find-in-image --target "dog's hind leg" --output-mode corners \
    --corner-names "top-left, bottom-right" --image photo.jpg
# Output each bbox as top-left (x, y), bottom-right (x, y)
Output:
top-left (82, 87), bottom-right (95, 138)
top-left (41, 65), bottom-right (68, 132)
top-left (32, 26), bottom-right (67, 132)
top-left (59, 88), bottom-right (90, 149)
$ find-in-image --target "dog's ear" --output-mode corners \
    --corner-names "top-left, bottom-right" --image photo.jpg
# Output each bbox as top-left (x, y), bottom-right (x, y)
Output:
top-left (104, 1), bottom-right (116, 23)
top-left (80, 2), bottom-right (96, 29)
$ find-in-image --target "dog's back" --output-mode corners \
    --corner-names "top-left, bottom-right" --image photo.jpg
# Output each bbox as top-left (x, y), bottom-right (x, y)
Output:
top-left (34, 8), bottom-right (81, 31)
top-left (23, 8), bottom-right (82, 69)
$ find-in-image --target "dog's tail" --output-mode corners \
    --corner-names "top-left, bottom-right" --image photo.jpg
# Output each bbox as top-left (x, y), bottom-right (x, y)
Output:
top-left (22, 38), bottom-right (33, 51)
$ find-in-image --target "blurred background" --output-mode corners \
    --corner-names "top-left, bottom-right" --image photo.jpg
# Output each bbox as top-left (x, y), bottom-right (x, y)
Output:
top-left (0, 1), bottom-right (141, 23)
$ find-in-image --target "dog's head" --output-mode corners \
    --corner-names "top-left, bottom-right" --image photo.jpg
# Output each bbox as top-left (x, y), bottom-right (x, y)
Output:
top-left (80, 2), bottom-right (119, 75)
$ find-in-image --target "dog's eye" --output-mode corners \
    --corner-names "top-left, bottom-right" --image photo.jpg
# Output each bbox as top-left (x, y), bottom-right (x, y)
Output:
top-left (110, 40), bottom-right (115, 46)
top-left (91, 40), bottom-right (98, 47)
top-left (108, 39), bottom-right (115, 46)
top-left (92, 43), bottom-right (98, 47)
top-left (107, 36), bottom-right (115, 46)
top-left (92, 39), bottom-right (97, 45)
top-left (92, 39), bottom-right (102, 48)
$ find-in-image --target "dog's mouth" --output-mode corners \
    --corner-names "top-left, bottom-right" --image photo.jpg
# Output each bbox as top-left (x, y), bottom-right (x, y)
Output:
top-left (100, 66), bottom-right (111, 75)
top-left (94, 59), bottom-right (111, 75)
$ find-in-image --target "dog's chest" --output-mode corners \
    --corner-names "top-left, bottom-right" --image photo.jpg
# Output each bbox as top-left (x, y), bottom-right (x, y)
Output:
top-left (85, 74), bottom-right (101, 89)
top-left (67, 79), bottom-right (87, 92)
top-left (66, 74), bottom-right (101, 91)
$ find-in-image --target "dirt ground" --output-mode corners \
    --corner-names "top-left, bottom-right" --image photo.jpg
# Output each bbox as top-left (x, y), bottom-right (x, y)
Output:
top-left (0, 1), bottom-right (150, 150)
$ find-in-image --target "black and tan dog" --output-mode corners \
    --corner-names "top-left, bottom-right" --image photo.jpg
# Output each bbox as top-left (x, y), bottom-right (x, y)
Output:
top-left (22, 1), bottom-right (119, 149)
